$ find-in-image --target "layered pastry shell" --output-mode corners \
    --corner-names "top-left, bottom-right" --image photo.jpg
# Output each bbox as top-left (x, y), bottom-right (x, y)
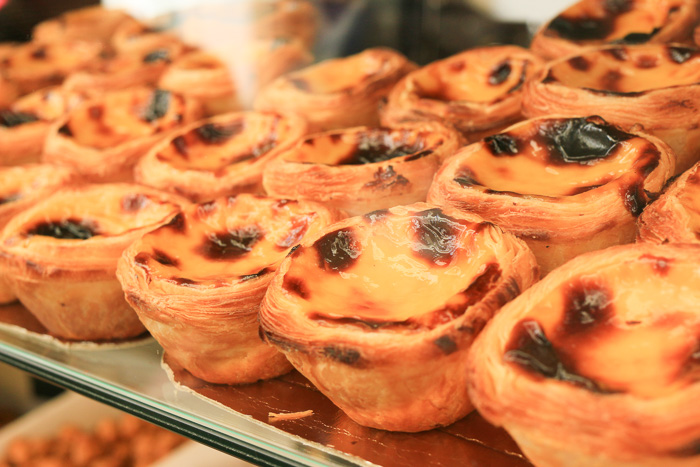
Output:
top-left (135, 110), bottom-right (307, 202)
top-left (117, 194), bottom-right (343, 384)
top-left (381, 46), bottom-right (543, 142)
top-left (0, 163), bottom-right (78, 304)
top-left (0, 184), bottom-right (185, 341)
top-left (158, 52), bottom-right (239, 117)
top-left (638, 160), bottom-right (700, 244)
top-left (263, 123), bottom-right (462, 216)
top-left (523, 43), bottom-right (700, 174)
top-left (467, 242), bottom-right (700, 467)
top-left (427, 115), bottom-right (674, 275)
top-left (43, 87), bottom-right (204, 182)
top-left (254, 47), bottom-right (416, 133)
top-left (531, 0), bottom-right (700, 60)
top-left (259, 202), bottom-right (538, 432)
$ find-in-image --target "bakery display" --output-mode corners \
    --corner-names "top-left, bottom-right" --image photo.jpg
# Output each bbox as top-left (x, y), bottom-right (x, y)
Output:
top-left (468, 243), bottom-right (700, 467)
top-left (135, 110), bottom-right (307, 202)
top-left (523, 43), bottom-right (700, 174)
top-left (531, 0), bottom-right (700, 60)
top-left (259, 203), bottom-right (538, 432)
top-left (263, 123), bottom-right (462, 216)
top-left (117, 194), bottom-right (342, 384)
top-left (43, 87), bottom-right (204, 182)
top-left (638, 160), bottom-right (700, 244)
top-left (381, 45), bottom-right (543, 142)
top-left (254, 47), bottom-right (416, 133)
top-left (0, 184), bottom-right (185, 341)
top-left (0, 164), bottom-right (77, 305)
top-left (428, 115), bottom-right (674, 275)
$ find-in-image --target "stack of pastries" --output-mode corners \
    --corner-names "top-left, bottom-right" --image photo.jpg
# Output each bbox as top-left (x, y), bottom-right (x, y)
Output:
top-left (1, 0), bottom-right (700, 465)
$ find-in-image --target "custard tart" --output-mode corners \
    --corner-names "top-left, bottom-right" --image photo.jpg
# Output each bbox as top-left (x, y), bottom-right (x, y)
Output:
top-left (43, 87), bottom-right (204, 182)
top-left (0, 184), bottom-right (185, 341)
top-left (117, 194), bottom-right (342, 384)
top-left (523, 43), bottom-right (700, 174)
top-left (259, 202), bottom-right (538, 432)
top-left (381, 46), bottom-right (543, 142)
top-left (158, 52), bottom-right (239, 117)
top-left (2, 40), bottom-right (102, 95)
top-left (638, 160), bottom-right (700, 244)
top-left (263, 123), bottom-right (462, 216)
top-left (111, 21), bottom-right (188, 58)
top-left (135, 111), bottom-right (307, 202)
top-left (468, 242), bottom-right (700, 467)
top-left (0, 86), bottom-right (83, 166)
top-left (254, 48), bottom-right (416, 133)
top-left (0, 164), bottom-right (77, 304)
top-left (531, 0), bottom-right (700, 60)
top-left (32, 6), bottom-right (137, 46)
top-left (427, 116), bottom-right (674, 275)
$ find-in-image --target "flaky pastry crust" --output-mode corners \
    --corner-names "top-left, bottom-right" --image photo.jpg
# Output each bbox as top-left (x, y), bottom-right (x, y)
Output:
top-left (263, 123), bottom-right (462, 216)
top-left (468, 243), bottom-right (700, 467)
top-left (259, 202), bottom-right (538, 432)
top-left (531, 0), bottom-right (700, 60)
top-left (523, 43), bottom-right (700, 174)
top-left (254, 47), bottom-right (416, 133)
top-left (43, 87), bottom-right (203, 182)
top-left (381, 46), bottom-right (543, 142)
top-left (427, 116), bottom-right (674, 275)
top-left (0, 184), bottom-right (186, 341)
top-left (117, 194), bottom-right (343, 384)
top-left (135, 111), bottom-right (307, 202)
top-left (638, 160), bottom-right (700, 244)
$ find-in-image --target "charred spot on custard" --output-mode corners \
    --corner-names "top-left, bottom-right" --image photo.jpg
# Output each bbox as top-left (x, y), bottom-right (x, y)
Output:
top-left (612, 27), bottom-right (661, 45)
top-left (240, 267), bottom-right (270, 281)
top-left (26, 218), bottom-right (97, 240)
top-left (454, 167), bottom-right (481, 187)
top-left (410, 208), bottom-right (465, 267)
top-left (58, 123), bottom-right (73, 136)
top-left (88, 105), bottom-right (104, 121)
top-left (171, 135), bottom-right (189, 157)
top-left (434, 335), bottom-right (457, 355)
top-left (0, 110), bottom-right (39, 128)
top-left (560, 280), bottom-right (614, 336)
top-left (568, 56), bottom-right (590, 71)
top-left (162, 212), bottom-right (186, 233)
top-left (364, 209), bottom-right (391, 224)
top-left (622, 183), bottom-right (649, 217)
top-left (143, 49), bottom-right (170, 63)
top-left (339, 132), bottom-right (424, 165)
top-left (283, 276), bottom-right (310, 299)
top-left (485, 133), bottom-right (519, 156)
top-left (289, 77), bottom-right (311, 92)
top-left (121, 193), bottom-right (149, 213)
top-left (196, 121), bottom-right (244, 144)
top-left (545, 0), bottom-right (634, 41)
top-left (30, 46), bottom-right (47, 59)
top-left (537, 117), bottom-right (633, 165)
top-left (0, 192), bottom-right (21, 205)
top-left (143, 89), bottom-right (171, 122)
top-left (315, 228), bottom-right (361, 272)
top-left (668, 46), bottom-right (696, 64)
top-left (504, 320), bottom-right (610, 393)
top-left (152, 248), bottom-right (179, 267)
top-left (323, 346), bottom-right (361, 365)
top-left (488, 61), bottom-right (511, 85)
top-left (364, 165), bottom-right (409, 190)
top-left (200, 225), bottom-right (263, 260)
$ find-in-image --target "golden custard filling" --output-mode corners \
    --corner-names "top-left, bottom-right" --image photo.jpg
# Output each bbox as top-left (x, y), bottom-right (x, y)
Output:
top-left (504, 254), bottom-right (700, 398)
top-left (547, 44), bottom-right (700, 93)
top-left (11, 87), bottom-right (79, 122)
top-left (454, 117), bottom-right (659, 197)
top-left (287, 128), bottom-right (439, 166)
top-left (412, 53), bottom-right (534, 103)
top-left (4, 189), bottom-right (180, 245)
top-left (543, 0), bottom-right (679, 43)
top-left (61, 88), bottom-right (185, 149)
top-left (286, 50), bottom-right (388, 94)
top-left (0, 165), bottom-right (70, 206)
top-left (282, 208), bottom-right (499, 325)
top-left (132, 195), bottom-right (326, 285)
top-left (155, 113), bottom-right (284, 172)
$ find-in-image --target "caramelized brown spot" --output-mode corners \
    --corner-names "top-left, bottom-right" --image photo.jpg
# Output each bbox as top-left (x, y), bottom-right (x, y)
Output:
top-left (453, 167), bottom-right (481, 187)
top-left (283, 276), bottom-right (310, 299)
top-left (315, 228), bottom-right (361, 272)
top-left (143, 49), bottom-right (170, 63)
top-left (364, 209), bottom-right (391, 224)
top-left (504, 320), bottom-right (609, 392)
top-left (488, 61), bottom-right (511, 85)
top-left (410, 208), bottom-right (464, 266)
top-left (323, 346), bottom-right (361, 365)
top-left (668, 46), bottom-right (696, 64)
top-left (199, 225), bottom-right (263, 260)
top-left (58, 123), bottom-right (73, 136)
top-left (640, 254), bottom-right (672, 276)
top-left (143, 89), bottom-right (171, 122)
top-left (449, 60), bottom-right (465, 73)
top-left (364, 165), bottom-right (409, 189)
top-left (434, 335), bottom-right (457, 355)
top-left (31, 47), bottom-right (47, 59)
top-left (196, 122), bottom-right (243, 144)
top-left (121, 193), bottom-right (149, 212)
top-left (0, 110), bottom-right (39, 127)
top-left (88, 105), bottom-right (104, 121)
top-left (404, 149), bottom-right (433, 162)
top-left (152, 249), bottom-right (179, 267)
top-left (560, 280), bottom-right (614, 336)
top-left (26, 219), bottom-right (96, 240)
top-left (134, 252), bottom-right (150, 269)
top-left (622, 183), bottom-right (648, 217)
top-left (613, 28), bottom-right (661, 45)
top-left (240, 267), bottom-right (270, 281)
top-left (290, 78), bottom-right (310, 92)
top-left (172, 136), bottom-right (188, 157)
top-left (601, 69), bottom-right (623, 92)
top-left (484, 133), bottom-right (519, 156)
top-left (163, 213), bottom-right (186, 233)
top-left (604, 47), bottom-right (628, 61)
top-left (568, 56), bottom-right (590, 71)
top-left (635, 55), bottom-right (658, 69)
top-left (0, 193), bottom-right (21, 205)
top-left (339, 133), bottom-right (423, 165)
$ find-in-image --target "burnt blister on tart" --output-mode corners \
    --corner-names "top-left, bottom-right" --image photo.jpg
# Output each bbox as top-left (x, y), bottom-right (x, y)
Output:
top-left (532, 0), bottom-right (699, 60)
top-left (382, 46), bottom-right (543, 141)
top-left (467, 243), bottom-right (700, 467)
top-left (263, 124), bottom-right (461, 216)
top-left (428, 116), bottom-right (674, 274)
top-left (259, 202), bottom-right (537, 432)
top-left (136, 111), bottom-right (307, 201)
top-left (117, 194), bottom-right (342, 384)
